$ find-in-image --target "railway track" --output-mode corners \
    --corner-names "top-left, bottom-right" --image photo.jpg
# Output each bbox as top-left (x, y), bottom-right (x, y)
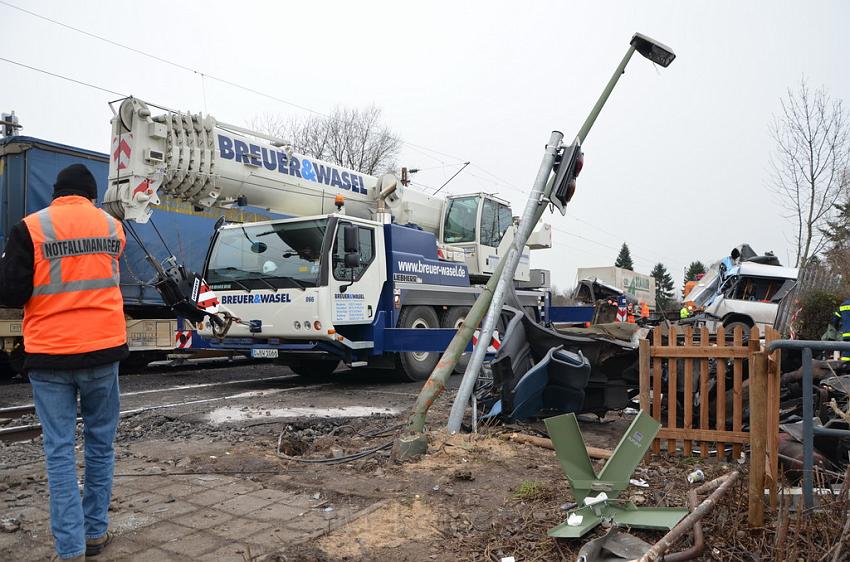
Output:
top-left (0, 373), bottom-right (313, 445)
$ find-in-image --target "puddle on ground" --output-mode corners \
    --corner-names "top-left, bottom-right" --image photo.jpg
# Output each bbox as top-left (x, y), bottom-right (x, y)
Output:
top-left (207, 405), bottom-right (399, 424)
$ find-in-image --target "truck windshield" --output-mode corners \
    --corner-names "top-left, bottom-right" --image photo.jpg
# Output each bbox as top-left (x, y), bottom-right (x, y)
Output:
top-left (206, 219), bottom-right (328, 289)
top-left (443, 196), bottom-right (479, 243)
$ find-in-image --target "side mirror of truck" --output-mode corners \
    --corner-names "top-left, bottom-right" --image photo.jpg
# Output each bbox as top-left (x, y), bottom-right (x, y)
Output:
top-left (343, 224), bottom-right (359, 253)
top-left (344, 252), bottom-right (360, 268)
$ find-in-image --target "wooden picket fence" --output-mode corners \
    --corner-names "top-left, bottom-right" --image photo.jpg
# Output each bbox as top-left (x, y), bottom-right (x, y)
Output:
top-left (638, 324), bottom-right (783, 521)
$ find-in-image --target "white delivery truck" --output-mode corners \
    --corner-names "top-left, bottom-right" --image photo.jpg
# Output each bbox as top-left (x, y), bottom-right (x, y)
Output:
top-left (575, 266), bottom-right (656, 309)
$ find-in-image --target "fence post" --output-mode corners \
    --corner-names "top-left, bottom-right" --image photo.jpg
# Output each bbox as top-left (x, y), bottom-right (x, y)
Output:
top-left (748, 350), bottom-right (768, 527)
top-left (639, 338), bottom-right (650, 413)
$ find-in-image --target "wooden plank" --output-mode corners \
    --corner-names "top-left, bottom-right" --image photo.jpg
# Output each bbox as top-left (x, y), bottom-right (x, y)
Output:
top-left (650, 347), bottom-right (750, 358)
top-left (699, 327), bottom-right (710, 459)
top-left (667, 325), bottom-right (678, 455)
top-left (716, 326), bottom-right (727, 460)
top-left (732, 326), bottom-right (744, 460)
top-left (748, 351), bottom-right (768, 527)
top-left (657, 427), bottom-right (750, 443)
top-left (639, 338), bottom-right (651, 413)
top-left (652, 326), bottom-right (663, 454)
top-left (683, 326), bottom-right (693, 456)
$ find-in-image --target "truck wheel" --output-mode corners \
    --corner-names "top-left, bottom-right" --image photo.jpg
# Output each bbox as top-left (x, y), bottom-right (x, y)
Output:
top-left (288, 358), bottom-right (339, 378)
top-left (441, 307), bottom-right (470, 374)
top-left (398, 306), bottom-right (440, 382)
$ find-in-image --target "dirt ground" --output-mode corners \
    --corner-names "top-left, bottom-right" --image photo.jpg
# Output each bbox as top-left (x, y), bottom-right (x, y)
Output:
top-left (2, 367), bottom-right (845, 561)
top-left (179, 407), bottom-right (747, 562)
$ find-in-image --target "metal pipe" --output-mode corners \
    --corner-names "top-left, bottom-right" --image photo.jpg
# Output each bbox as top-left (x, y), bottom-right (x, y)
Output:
top-left (445, 131), bottom-right (562, 433)
top-left (661, 489), bottom-right (703, 562)
top-left (766, 339), bottom-right (850, 510)
top-left (802, 346), bottom-right (814, 510)
top-left (639, 471), bottom-right (740, 562)
top-left (767, 340), bottom-right (850, 353)
top-left (577, 45), bottom-right (636, 144)
top-left (663, 474), bottom-right (741, 561)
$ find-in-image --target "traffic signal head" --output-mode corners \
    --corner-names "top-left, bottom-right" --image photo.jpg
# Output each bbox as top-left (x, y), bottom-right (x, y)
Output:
top-left (549, 140), bottom-right (583, 215)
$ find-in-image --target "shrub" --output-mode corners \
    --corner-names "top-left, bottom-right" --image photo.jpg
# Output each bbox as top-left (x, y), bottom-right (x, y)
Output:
top-left (794, 290), bottom-right (843, 340)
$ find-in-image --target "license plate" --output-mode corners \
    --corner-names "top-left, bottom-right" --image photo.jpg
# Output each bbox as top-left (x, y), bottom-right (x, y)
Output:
top-left (251, 348), bottom-right (279, 359)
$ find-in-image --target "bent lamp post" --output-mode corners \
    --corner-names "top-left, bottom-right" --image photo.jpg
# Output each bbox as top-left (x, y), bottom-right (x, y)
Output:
top-left (445, 32), bottom-right (676, 434)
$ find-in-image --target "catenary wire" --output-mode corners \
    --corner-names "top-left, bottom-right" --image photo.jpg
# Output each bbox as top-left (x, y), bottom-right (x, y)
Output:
top-left (0, 56), bottom-right (126, 97)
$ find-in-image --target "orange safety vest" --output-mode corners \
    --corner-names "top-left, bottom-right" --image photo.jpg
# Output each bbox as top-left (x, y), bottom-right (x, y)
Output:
top-left (22, 196), bottom-right (126, 355)
top-left (640, 302), bottom-right (650, 318)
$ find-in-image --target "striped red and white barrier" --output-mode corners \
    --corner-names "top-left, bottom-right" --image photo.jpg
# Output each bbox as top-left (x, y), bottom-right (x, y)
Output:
top-left (472, 330), bottom-right (501, 353)
top-left (175, 331), bottom-right (193, 349)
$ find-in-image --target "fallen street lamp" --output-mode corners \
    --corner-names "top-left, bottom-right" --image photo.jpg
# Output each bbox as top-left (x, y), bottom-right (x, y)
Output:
top-left (401, 32), bottom-right (677, 454)
top-left (442, 32), bottom-right (677, 436)
top-left (631, 33), bottom-right (676, 67)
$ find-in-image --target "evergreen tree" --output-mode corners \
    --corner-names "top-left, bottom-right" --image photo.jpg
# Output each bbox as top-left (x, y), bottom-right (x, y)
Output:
top-left (822, 196), bottom-right (850, 292)
top-left (684, 261), bottom-right (706, 284)
top-left (615, 243), bottom-right (634, 271)
top-left (650, 263), bottom-right (675, 307)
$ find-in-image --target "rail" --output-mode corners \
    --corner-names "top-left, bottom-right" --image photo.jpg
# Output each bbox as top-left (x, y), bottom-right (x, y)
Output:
top-left (766, 339), bottom-right (850, 510)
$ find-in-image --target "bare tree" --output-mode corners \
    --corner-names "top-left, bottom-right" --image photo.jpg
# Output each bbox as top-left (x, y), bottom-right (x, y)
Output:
top-left (250, 105), bottom-right (402, 176)
top-left (770, 78), bottom-right (850, 267)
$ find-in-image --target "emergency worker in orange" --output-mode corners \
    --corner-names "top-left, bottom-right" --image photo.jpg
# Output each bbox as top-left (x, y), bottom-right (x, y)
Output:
top-left (0, 164), bottom-right (126, 561)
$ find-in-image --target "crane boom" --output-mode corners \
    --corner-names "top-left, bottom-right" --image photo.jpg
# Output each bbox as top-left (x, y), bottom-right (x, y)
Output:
top-left (105, 97), bottom-right (443, 233)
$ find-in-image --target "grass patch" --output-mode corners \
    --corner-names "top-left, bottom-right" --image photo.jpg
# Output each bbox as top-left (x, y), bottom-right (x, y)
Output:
top-left (513, 480), bottom-right (546, 501)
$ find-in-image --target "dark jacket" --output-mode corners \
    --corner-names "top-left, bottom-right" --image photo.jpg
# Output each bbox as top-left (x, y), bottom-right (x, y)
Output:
top-left (0, 219), bottom-right (129, 371)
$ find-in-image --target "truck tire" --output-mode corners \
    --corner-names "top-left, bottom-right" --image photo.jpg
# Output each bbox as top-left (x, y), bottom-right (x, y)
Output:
top-left (397, 306), bottom-right (440, 382)
top-left (289, 358), bottom-right (339, 378)
top-left (441, 307), bottom-right (470, 374)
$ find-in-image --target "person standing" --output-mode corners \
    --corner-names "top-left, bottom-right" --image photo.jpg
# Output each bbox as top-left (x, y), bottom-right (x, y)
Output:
top-left (0, 164), bottom-right (127, 560)
top-left (833, 297), bottom-right (850, 361)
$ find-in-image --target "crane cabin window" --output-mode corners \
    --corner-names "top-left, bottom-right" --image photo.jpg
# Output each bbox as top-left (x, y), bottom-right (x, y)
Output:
top-left (480, 198), bottom-right (513, 247)
top-left (207, 219), bottom-right (328, 290)
top-left (443, 196), bottom-right (480, 243)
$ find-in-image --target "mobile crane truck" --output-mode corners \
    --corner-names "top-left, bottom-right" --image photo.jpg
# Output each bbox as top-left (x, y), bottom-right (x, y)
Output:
top-left (105, 98), bottom-right (556, 381)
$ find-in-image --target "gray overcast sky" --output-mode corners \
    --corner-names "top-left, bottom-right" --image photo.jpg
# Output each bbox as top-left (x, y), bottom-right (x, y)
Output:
top-left (3, 1), bottom-right (848, 292)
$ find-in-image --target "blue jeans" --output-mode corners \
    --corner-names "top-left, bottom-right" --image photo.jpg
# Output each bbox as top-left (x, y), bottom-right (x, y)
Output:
top-left (29, 362), bottom-right (120, 560)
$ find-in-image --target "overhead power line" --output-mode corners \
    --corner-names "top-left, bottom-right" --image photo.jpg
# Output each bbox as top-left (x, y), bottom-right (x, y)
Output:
top-left (0, 56), bottom-right (126, 97)
top-left (0, 0), bottom-right (319, 116)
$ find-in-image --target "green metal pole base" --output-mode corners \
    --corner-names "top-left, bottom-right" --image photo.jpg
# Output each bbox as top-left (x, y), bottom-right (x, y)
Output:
top-left (394, 433), bottom-right (429, 461)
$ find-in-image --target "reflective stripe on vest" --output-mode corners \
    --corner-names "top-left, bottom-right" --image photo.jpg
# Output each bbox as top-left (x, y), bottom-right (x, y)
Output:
top-left (30, 207), bottom-right (121, 296)
top-left (840, 301), bottom-right (850, 342)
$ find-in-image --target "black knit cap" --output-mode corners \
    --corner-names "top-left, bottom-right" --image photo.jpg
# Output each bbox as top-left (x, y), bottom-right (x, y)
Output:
top-left (53, 164), bottom-right (98, 200)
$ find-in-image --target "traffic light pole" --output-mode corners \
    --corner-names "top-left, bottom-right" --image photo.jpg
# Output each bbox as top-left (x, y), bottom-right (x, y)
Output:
top-left (445, 132), bottom-right (562, 432)
top-left (446, 42), bottom-right (647, 434)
